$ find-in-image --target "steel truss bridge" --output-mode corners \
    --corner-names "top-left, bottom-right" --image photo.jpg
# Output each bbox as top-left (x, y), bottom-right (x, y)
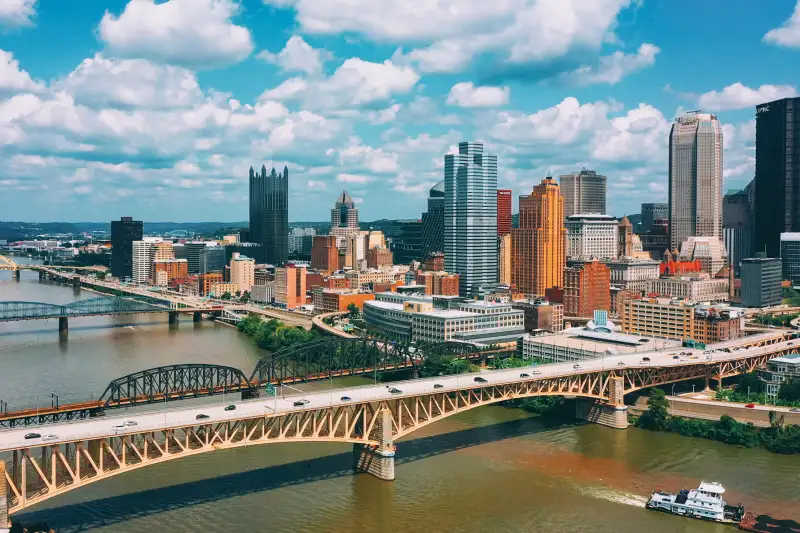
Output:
top-left (1, 333), bottom-right (798, 519)
top-left (0, 338), bottom-right (501, 428)
top-left (0, 297), bottom-right (172, 322)
top-left (0, 255), bottom-right (105, 273)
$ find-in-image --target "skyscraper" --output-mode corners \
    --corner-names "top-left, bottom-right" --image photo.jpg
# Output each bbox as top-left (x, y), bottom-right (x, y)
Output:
top-left (444, 141), bottom-right (498, 296)
top-left (512, 177), bottom-right (566, 297)
top-left (110, 216), bottom-right (143, 280)
top-left (754, 97), bottom-right (800, 257)
top-left (641, 203), bottom-right (668, 232)
top-left (249, 165), bottom-right (289, 265)
top-left (330, 190), bottom-right (359, 245)
top-left (668, 112), bottom-right (724, 249)
top-left (421, 180), bottom-right (445, 258)
top-left (497, 189), bottom-right (512, 236)
top-left (559, 169), bottom-right (607, 218)
top-left (723, 187), bottom-right (753, 274)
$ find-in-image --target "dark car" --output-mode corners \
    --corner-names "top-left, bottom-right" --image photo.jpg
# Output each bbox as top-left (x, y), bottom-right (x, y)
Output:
top-left (24, 433), bottom-right (41, 439)
top-left (433, 383), bottom-right (444, 389)
top-left (388, 387), bottom-right (402, 394)
top-left (340, 396), bottom-right (352, 402)
top-left (474, 376), bottom-right (487, 383)
top-left (224, 405), bottom-right (236, 411)
top-left (520, 373), bottom-right (530, 378)
top-left (673, 355), bottom-right (679, 359)
top-left (196, 414), bottom-right (210, 420)
top-left (293, 399), bottom-right (310, 407)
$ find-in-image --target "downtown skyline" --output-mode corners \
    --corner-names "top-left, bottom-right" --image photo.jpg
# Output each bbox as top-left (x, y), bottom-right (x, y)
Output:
top-left (0, 1), bottom-right (799, 222)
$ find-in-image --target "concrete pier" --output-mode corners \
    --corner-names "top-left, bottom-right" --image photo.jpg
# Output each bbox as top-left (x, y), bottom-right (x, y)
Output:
top-left (0, 461), bottom-right (10, 533)
top-left (12, 270), bottom-right (19, 281)
top-left (168, 311), bottom-right (179, 325)
top-left (575, 376), bottom-right (629, 429)
top-left (353, 407), bottom-right (395, 480)
top-left (193, 312), bottom-right (202, 322)
top-left (58, 316), bottom-right (69, 333)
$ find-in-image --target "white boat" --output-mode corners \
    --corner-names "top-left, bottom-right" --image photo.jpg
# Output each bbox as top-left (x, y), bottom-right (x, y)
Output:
top-left (646, 481), bottom-right (744, 523)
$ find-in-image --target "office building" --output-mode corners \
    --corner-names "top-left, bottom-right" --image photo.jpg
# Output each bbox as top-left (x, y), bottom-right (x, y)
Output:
top-left (741, 254), bottom-right (782, 307)
top-left (646, 275), bottom-right (729, 302)
top-left (185, 242), bottom-right (209, 275)
top-left (288, 228), bottom-right (317, 256)
top-left (512, 299), bottom-right (564, 332)
top-left (131, 237), bottom-right (163, 284)
top-left (390, 221), bottom-right (423, 264)
top-left (565, 214), bottom-right (618, 260)
top-left (621, 298), bottom-right (744, 343)
top-left (224, 242), bottom-right (264, 266)
top-left (311, 235), bottom-right (339, 274)
top-left (425, 252), bottom-right (445, 272)
top-left (603, 257), bottom-right (661, 292)
top-left (154, 258), bottom-right (188, 286)
top-left (198, 272), bottom-right (223, 296)
top-left (754, 97), bottom-right (800, 257)
top-left (422, 181), bottom-right (445, 257)
top-left (722, 188), bottom-right (753, 274)
top-left (230, 253), bottom-right (255, 293)
top-left (559, 169), bottom-right (607, 218)
top-left (330, 190), bottom-right (360, 244)
top-left (497, 189), bottom-right (512, 236)
top-left (513, 177), bottom-right (566, 297)
top-left (499, 233), bottom-right (512, 285)
top-left (678, 236), bottom-right (728, 276)
top-left (275, 264), bottom-right (307, 309)
top-left (110, 216), bottom-right (143, 280)
top-left (781, 233), bottom-right (800, 286)
top-left (415, 271), bottom-right (460, 296)
top-left (668, 112), bottom-right (724, 249)
top-left (444, 141), bottom-right (498, 296)
top-left (317, 290), bottom-right (375, 314)
top-left (639, 219), bottom-right (670, 259)
top-left (563, 261), bottom-right (611, 318)
top-left (641, 203), bottom-right (668, 232)
top-left (199, 245), bottom-right (226, 274)
top-left (249, 165), bottom-right (289, 265)
top-left (759, 354), bottom-right (800, 401)
top-left (367, 247), bottom-right (393, 269)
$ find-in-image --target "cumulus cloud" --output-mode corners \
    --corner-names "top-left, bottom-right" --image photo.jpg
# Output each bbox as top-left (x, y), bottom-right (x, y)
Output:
top-left (336, 173), bottom-right (374, 183)
top-left (257, 35), bottom-right (331, 75)
top-left (446, 82), bottom-right (509, 107)
top-left (99, 0), bottom-right (253, 68)
top-left (764, 1), bottom-right (800, 47)
top-left (0, 0), bottom-right (37, 27)
top-left (490, 97), bottom-right (611, 145)
top-left (697, 82), bottom-right (798, 112)
top-left (557, 43), bottom-right (659, 86)
top-left (0, 49), bottom-right (43, 92)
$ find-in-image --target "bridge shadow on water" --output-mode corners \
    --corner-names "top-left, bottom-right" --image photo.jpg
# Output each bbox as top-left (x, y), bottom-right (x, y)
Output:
top-left (16, 415), bottom-right (578, 532)
top-left (0, 321), bottom-right (166, 337)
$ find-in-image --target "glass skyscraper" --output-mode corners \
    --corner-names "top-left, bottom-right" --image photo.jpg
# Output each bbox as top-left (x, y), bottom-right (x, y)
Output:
top-left (249, 165), bottom-right (288, 265)
top-left (421, 180), bottom-right (445, 258)
top-left (444, 142), bottom-right (498, 297)
top-left (559, 169), bottom-right (607, 218)
top-left (110, 216), bottom-right (143, 280)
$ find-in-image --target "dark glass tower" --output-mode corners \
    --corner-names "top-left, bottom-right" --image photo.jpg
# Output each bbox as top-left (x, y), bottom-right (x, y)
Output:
top-left (421, 180), bottom-right (445, 258)
top-left (110, 216), bottom-right (142, 280)
top-left (754, 97), bottom-right (800, 257)
top-left (249, 165), bottom-right (288, 265)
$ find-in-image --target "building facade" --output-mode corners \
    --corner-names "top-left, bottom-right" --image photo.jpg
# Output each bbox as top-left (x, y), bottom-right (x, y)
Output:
top-left (230, 253), bottom-right (255, 293)
top-left (415, 271), bottom-right (460, 296)
top-left (110, 216), bottom-right (143, 280)
top-left (497, 189), bottom-right (512, 236)
top-left (513, 177), bottom-right (566, 297)
top-left (367, 247), bottom-right (393, 269)
top-left (641, 203), bottom-right (668, 232)
top-left (249, 165), bottom-right (289, 265)
top-left (604, 257), bottom-right (661, 291)
top-left (565, 214), bottom-right (618, 260)
top-left (311, 235), bottom-right (339, 274)
top-left (559, 169), bottom-right (607, 218)
top-left (563, 261), bottom-right (611, 318)
top-left (646, 275), bottom-right (729, 302)
top-left (421, 181), bottom-right (445, 258)
top-left (288, 228), bottom-right (317, 256)
top-left (722, 188), bottom-right (753, 274)
top-left (758, 354), bottom-right (800, 400)
top-left (444, 141), bottom-right (498, 296)
top-left (754, 97), bottom-right (800, 257)
top-left (153, 258), bottom-right (188, 286)
top-left (330, 190), bottom-right (359, 244)
top-left (668, 112), bottom-right (724, 249)
top-left (131, 237), bottom-right (162, 284)
top-left (741, 255), bottom-right (782, 307)
top-left (499, 233), bottom-right (512, 286)
top-left (512, 299), bottom-right (564, 332)
top-left (678, 236), bottom-right (728, 276)
top-left (781, 233), bottom-right (800, 286)
top-left (275, 264), bottom-right (307, 309)
top-left (620, 298), bottom-right (744, 342)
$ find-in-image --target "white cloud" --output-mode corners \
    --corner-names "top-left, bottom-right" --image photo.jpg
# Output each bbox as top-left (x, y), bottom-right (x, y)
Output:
top-left (764, 1), bottom-right (800, 47)
top-left (99, 0), bottom-right (253, 68)
top-left (257, 35), bottom-right (331, 75)
top-left (337, 173), bottom-right (374, 183)
top-left (367, 103), bottom-right (401, 125)
top-left (591, 103), bottom-right (670, 163)
top-left (332, 139), bottom-right (399, 172)
top-left (446, 82), bottom-right (509, 108)
top-left (558, 43), bottom-right (659, 86)
top-left (490, 97), bottom-right (611, 144)
top-left (0, 49), bottom-right (43, 92)
top-left (56, 55), bottom-right (202, 109)
top-left (0, 0), bottom-right (36, 27)
top-left (697, 82), bottom-right (798, 112)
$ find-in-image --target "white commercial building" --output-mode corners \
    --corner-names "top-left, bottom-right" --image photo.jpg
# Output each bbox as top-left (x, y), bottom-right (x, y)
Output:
top-left (604, 257), bottom-right (661, 291)
top-left (132, 237), bottom-right (163, 284)
top-left (647, 275), bottom-right (729, 302)
top-left (566, 214), bottom-right (619, 260)
top-left (678, 236), bottom-right (728, 276)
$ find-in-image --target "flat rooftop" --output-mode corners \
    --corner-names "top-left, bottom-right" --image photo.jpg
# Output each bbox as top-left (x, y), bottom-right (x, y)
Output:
top-left (523, 328), bottom-right (680, 354)
top-left (771, 353), bottom-right (800, 364)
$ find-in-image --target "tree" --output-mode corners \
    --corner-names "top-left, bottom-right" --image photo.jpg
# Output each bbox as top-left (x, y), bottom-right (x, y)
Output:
top-left (637, 388), bottom-right (669, 431)
top-left (778, 378), bottom-right (800, 403)
top-left (347, 303), bottom-right (359, 318)
top-left (735, 372), bottom-right (761, 397)
top-left (221, 292), bottom-right (232, 300)
top-left (239, 291), bottom-right (251, 303)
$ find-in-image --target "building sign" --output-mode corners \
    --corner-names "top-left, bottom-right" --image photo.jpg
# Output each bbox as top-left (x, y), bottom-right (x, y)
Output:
top-left (757, 105), bottom-right (771, 114)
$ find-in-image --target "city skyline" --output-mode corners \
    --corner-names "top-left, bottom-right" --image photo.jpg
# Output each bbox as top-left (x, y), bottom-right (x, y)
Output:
top-left (0, 1), bottom-right (798, 222)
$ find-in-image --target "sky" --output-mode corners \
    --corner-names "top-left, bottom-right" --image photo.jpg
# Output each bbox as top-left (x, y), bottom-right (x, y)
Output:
top-left (0, 0), bottom-right (799, 223)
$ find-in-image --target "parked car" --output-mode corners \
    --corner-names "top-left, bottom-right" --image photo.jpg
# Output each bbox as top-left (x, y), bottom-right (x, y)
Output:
top-left (293, 399), bottom-right (310, 407)
top-left (196, 413), bottom-right (210, 420)
top-left (340, 396), bottom-right (352, 402)
top-left (388, 387), bottom-right (402, 394)
top-left (42, 434), bottom-right (58, 442)
top-left (474, 376), bottom-right (487, 383)
top-left (520, 373), bottom-right (530, 378)
top-left (745, 403), bottom-right (755, 409)
top-left (433, 384), bottom-right (444, 389)
top-left (224, 405), bottom-right (236, 411)
top-left (24, 433), bottom-right (41, 440)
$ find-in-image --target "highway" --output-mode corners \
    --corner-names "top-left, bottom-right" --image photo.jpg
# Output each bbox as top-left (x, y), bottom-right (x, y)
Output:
top-left (0, 332), bottom-right (793, 452)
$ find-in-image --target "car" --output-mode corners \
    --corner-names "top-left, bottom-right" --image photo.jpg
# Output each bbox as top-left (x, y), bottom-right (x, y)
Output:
top-left (293, 399), bottom-right (310, 407)
top-left (642, 357), bottom-right (651, 363)
top-left (520, 373), bottom-right (530, 378)
top-left (340, 396), bottom-right (352, 402)
top-left (388, 387), bottom-right (402, 394)
top-left (42, 434), bottom-right (58, 442)
top-left (788, 342), bottom-right (794, 346)
top-left (617, 361), bottom-right (626, 366)
top-left (673, 355), bottom-right (680, 359)
top-left (474, 376), bottom-right (487, 383)
top-left (532, 370), bottom-right (542, 375)
top-left (573, 364), bottom-right (581, 369)
top-left (24, 433), bottom-right (41, 440)
top-left (745, 403), bottom-right (755, 408)
top-left (224, 404), bottom-right (236, 411)
top-left (433, 383), bottom-right (444, 389)
top-left (123, 420), bottom-right (137, 427)
top-left (790, 408), bottom-right (800, 413)
top-left (196, 413), bottom-right (210, 420)
top-left (111, 424), bottom-right (126, 431)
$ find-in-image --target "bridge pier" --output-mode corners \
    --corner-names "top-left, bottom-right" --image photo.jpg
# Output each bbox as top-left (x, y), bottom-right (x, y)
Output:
top-left (168, 311), bottom-right (178, 325)
top-left (575, 376), bottom-right (629, 429)
top-left (38, 271), bottom-right (45, 281)
top-left (0, 461), bottom-right (9, 533)
top-left (193, 311), bottom-right (202, 322)
top-left (72, 276), bottom-right (81, 288)
top-left (58, 316), bottom-right (68, 333)
top-left (353, 407), bottom-right (395, 480)
top-left (12, 270), bottom-right (19, 281)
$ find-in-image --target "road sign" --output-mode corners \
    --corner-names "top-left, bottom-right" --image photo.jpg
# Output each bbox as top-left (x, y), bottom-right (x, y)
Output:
top-left (265, 383), bottom-right (276, 396)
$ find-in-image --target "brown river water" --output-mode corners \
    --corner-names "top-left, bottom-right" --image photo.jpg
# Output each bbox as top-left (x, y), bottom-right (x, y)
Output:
top-left (1, 266), bottom-right (799, 532)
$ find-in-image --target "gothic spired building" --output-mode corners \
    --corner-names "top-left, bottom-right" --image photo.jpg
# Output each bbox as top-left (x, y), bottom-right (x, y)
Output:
top-left (249, 165), bottom-right (288, 265)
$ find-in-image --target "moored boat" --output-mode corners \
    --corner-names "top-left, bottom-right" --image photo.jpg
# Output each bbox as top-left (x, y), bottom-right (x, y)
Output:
top-left (646, 481), bottom-right (744, 523)
top-left (739, 512), bottom-right (800, 532)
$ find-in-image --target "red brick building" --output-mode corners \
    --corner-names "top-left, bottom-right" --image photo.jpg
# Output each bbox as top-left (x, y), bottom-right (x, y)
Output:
top-left (367, 247), bottom-right (393, 269)
top-left (311, 235), bottom-right (338, 274)
top-left (424, 252), bottom-right (445, 272)
top-left (497, 189), bottom-right (512, 236)
top-left (563, 261), bottom-right (610, 317)
top-left (415, 271), bottom-right (460, 296)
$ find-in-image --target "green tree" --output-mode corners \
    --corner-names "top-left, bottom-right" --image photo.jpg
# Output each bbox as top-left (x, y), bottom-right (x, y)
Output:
top-left (347, 302), bottom-right (360, 319)
top-left (637, 388), bottom-right (669, 431)
top-left (735, 372), bottom-right (762, 396)
top-left (778, 378), bottom-right (800, 403)
top-left (221, 292), bottom-right (232, 300)
top-left (239, 291), bottom-right (251, 303)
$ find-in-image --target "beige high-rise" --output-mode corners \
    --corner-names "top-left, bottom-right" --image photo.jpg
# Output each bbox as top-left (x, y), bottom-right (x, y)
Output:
top-left (512, 177), bottom-right (566, 297)
top-left (499, 233), bottom-right (512, 286)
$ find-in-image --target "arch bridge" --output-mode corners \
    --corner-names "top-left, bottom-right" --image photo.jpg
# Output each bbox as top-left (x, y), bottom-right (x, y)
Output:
top-left (1, 335), bottom-right (797, 521)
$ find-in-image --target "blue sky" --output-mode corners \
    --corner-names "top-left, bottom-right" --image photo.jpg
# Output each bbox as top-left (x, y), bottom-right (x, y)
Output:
top-left (0, 0), bottom-right (799, 222)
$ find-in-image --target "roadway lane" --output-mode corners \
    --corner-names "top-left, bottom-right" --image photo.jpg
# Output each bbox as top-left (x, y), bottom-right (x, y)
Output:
top-left (0, 334), bottom-right (793, 452)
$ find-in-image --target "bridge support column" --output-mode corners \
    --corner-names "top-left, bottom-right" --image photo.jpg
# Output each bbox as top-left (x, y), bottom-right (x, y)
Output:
top-left (12, 270), bottom-right (19, 281)
top-left (168, 311), bottom-right (178, 325)
top-left (38, 271), bottom-right (45, 281)
top-left (72, 276), bottom-right (81, 288)
top-left (0, 460), bottom-right (10, 533)
top-left (193, 312), bottom-right (202, 322)
top-left (353, 407), bottom-right (395, 481)
top-left (575, 376), bottom-right (629, 429)
top-left (58, 316), bottom-right (68, 333)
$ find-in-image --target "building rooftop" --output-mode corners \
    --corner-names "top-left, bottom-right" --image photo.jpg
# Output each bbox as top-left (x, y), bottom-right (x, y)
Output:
top-left (781, 233), bottom-right (800, 242)
top-left (566, 214), bottom-right (618, 222)
top-left (771, 354), bottom-right (800, 364)
top-left (523, 328), bottom-right (679, 354)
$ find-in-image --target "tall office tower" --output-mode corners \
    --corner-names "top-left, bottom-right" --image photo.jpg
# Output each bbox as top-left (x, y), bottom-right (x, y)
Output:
top-left (668, 112), bottom-right (724, 249)
top-left (249, 165), bottom-right (289, 265)
top-left (421, 181), bottom-right (445, 258)
top-left (641, 203), bottom-right (668, 232)
top-left (499, 233), bottom-right (512, 285)
top-left (132, 237), bottom-right (162, 284)
top-left (781, 233), bottom-right (800, 286)
top-left (288, 227), bottom-right (317, 256)
top-left (497, 189), bottom-right (512, 236)
top-left (199, 245), bottom-right (226, 274)
top-left (512, 177), bottom-right (566, 297)
top-left (444, 141), bottom-right (498, 296)
top-left (754, 97), bottom-right (800, 257)
top-left (110, 216), bottom-right (143, 280)
top-left (559, 169), bottom-right (607, 218)
top-left (330, 190), bottom-right (360, 244)
top-left (723, 188), bottom-right (753, 274)
top-left (311, 235), bottom-right (339, 274)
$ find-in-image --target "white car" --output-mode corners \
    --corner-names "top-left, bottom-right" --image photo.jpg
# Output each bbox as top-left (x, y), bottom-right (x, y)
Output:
top-left (111, 424), bottom-right (126, 431)
top-left (42, 434), bottom-right (58, 442)
top-left (123, 420), bottom-right (138, 427)
top-left (531, 370), bottom-right (542, 375)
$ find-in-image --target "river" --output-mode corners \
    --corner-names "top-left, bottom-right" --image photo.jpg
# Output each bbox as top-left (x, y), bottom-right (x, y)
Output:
top-left (2, 265), bottom-right (800, 533)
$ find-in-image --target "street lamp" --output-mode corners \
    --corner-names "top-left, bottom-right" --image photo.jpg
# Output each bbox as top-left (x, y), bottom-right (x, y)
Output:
top-left (35, 396), bottom-right (42, 424)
